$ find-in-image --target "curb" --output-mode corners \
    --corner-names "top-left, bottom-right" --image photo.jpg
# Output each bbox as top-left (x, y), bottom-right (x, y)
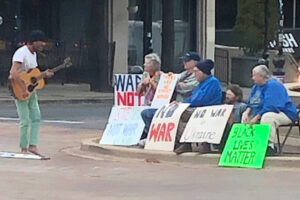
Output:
top-left (81, 137), bottom-right (300, 169)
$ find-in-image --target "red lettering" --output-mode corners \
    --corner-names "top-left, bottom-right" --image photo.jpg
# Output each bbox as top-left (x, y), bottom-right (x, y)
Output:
top-left (149, 122), bottom-right (175, 142)
top-left (117, 92), bottom-right (126, 105)
top-left (165, 122), bottom-right (175, 142)
top-left (149, 123), bottom-right (161, 142)
top-left (136, 92), bottom-right (143, 106)
top-left (127, 92), bottom-right (134, 106)
top-left (157, 123), bottom-right (166, 142)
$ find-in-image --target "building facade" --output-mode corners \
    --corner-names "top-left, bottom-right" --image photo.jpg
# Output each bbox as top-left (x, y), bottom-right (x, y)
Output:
top-left (0, 0), bottom-right (215, 90)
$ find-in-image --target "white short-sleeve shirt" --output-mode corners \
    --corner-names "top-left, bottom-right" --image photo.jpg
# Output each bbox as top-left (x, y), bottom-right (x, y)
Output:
top-left (12, 45), bottom-right (37, 72)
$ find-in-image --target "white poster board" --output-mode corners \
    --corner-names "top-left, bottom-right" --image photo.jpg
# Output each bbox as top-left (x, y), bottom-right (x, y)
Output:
top-left (145, 103), bottom-right (190, 151)
top-left (180, 104), bottom-right (233, 144)
top-left (100, 106), bottom-right (148, 145)
top-left (151, 73), bottom-right (179, 109)
top-left (114, 74), bottom-right (144, 106)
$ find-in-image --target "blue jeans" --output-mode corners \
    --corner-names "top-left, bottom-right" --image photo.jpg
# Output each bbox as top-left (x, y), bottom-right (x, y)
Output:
top-left (141, 108), bottom-right (157, 139)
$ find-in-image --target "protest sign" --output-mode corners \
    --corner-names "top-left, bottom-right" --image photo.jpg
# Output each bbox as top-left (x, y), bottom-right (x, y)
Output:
top-left (108, 106), bottom-right (149, 122)
top-left (180, 105), bottom-right (233, 144)
top-left (100, 106), bottom-right (147, 146)
top-left (145, 103), bottom-right (190, 151)
top-left (219, 123), bottom-right (270, 169)
top-left (114, 74), bottom-right (144, 106)
top-left (151, 73), bottom-right (179, 109)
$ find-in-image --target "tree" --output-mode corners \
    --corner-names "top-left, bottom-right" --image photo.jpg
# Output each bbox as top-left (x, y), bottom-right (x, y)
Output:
top-left (233, 0), bottom-right (277, 56)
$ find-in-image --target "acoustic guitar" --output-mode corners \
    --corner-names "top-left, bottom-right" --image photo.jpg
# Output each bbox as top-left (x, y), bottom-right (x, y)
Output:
top-left (8, 57), bottom-right (72, 101)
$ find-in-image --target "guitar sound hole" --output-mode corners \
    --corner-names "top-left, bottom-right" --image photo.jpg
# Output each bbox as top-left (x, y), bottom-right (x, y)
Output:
top-left (30, 77), bottom-right (37, 84)
top-left (27, 84), bottom-right (37, 92)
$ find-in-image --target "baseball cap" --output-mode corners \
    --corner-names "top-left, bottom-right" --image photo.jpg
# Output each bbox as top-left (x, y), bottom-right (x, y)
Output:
top-left (181, 51), bottom-right (201, 62)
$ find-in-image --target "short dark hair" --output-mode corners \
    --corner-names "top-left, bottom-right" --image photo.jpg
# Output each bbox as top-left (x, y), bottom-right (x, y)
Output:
top-left (226, 85), bottom-right (243, 102)
top-left (28, 30), bottom-right (47, 43)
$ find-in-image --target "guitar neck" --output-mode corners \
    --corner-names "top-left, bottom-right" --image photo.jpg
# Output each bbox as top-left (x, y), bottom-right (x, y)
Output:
top-left (36, 63), bottom-right (67, 80)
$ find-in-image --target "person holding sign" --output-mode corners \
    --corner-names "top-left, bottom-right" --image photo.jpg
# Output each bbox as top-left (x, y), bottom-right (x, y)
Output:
top-left (139, 52), bottom-right (201, 142)
top-left (136, 53), bottom-right (162, 106)
top-left (241, 65), bottom-right (298, 155)
top-left (174, 51), bottom-right (200, 102)
top-left (174, 59), bottom-right (223, 154)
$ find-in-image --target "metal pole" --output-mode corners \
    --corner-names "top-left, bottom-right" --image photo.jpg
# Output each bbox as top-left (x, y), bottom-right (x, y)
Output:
top-left (272, 0), bottom-right (285, 82)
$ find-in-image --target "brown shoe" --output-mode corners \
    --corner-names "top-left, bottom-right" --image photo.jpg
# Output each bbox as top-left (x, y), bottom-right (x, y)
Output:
top-left (174, 143), bottom-right (192, 155)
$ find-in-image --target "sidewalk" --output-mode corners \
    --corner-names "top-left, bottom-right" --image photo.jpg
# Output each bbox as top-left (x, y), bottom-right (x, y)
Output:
top-left (81, 136), bottom-right (300, 169)
top-left (0, 83), bottom-right (113, 103)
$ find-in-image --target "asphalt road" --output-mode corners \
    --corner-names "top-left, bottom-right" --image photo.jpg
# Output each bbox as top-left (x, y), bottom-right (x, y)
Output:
top-left (1, 102), bottom-right (300, 200)
top-left (0, 102), bottom-right (112, 129)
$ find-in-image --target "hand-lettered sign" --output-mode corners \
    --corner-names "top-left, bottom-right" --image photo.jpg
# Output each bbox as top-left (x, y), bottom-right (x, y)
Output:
top-left (145, 103), bottom-right (190, 151)
top-left (114, 74), bottom-right (144, 106)
top-left (151, 73), bottom-right (179, 109)
top-left (107, 106), bottom-right (149, 122)
top-left (219, 123), bottom-right (271, 169)
top-left (180, 104), bottom-right (233, 144)
top-left (100, 106), bottom-right (148, 145)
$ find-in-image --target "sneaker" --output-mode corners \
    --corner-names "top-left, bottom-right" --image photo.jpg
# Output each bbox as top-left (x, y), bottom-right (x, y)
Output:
top-left (266, 146), bottom-right (278, 156)
top-left (138, 139), bottom-right (147, 148)
top-left (174, 143), bottom-right (192, 155)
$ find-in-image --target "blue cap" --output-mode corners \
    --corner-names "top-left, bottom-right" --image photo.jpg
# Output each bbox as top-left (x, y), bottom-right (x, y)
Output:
top-left (181, 51), bottom-right (201, 62)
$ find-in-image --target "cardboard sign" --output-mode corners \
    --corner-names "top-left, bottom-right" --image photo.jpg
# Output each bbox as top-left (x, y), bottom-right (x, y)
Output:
top-left (100, 121), bottom-right (145, 146)
top-left (108, 106), bottom-right (149, 122)
top-left (219, 124), bottom-right (270, 169)
top-left (180, 105), bottom-right (233, 144)
top-left (151, 73), bottom-right (179, 109)
top-left (114, 74), bottom-right (144, 106)
top-left (145, 103), bottom-right (190, 151)
top-left (0, 152), bottom-right (47, 160)
top-left (100, 106), bottom-right (148, 146)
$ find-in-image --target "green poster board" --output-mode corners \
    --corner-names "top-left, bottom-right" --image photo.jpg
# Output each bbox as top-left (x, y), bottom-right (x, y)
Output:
top-left (219, 123), bottom-right (271, 169)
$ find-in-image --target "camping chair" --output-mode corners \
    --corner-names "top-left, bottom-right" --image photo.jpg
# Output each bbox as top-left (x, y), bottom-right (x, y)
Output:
top-left (276, 104), bottom-right (300, 155)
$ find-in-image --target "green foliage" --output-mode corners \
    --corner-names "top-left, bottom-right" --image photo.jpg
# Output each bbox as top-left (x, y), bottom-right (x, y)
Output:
top-left (233, 0), bottom-right (277, 56)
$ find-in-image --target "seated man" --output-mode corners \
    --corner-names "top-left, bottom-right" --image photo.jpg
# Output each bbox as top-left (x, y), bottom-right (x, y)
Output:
top-left (174, 59), bottom-right (222, 154)
top-left (140, 51), bottom-right (200, 140)
top-left (225, 85), bottom-right (247, 123)
top-left (242, 65), bottom-right (298, 155)
top-left (174, 51), bottom-right (200, 102)
top-left (218, 85), bottom-right (247, 151)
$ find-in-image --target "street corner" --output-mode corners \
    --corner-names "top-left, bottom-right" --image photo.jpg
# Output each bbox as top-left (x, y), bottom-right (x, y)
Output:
top-left (78, 136), bottom-right (300, 169)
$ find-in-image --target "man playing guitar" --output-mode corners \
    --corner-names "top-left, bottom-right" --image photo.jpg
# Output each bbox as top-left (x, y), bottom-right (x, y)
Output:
top-left (9, 30), bottom-right (53, 157)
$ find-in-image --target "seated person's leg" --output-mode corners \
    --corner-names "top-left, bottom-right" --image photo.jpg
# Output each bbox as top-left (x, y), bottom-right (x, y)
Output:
top-left (174, 108), bottom-right (196, 154)
top-left (261, 112), bottom-right (292, 145)
top-left (141, 108), bottom-right (157, 139)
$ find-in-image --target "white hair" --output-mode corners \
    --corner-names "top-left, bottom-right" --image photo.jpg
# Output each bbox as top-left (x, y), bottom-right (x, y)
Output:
top-left (145, 53), bottom-right (161, 70)
top-left (252, 65), bottom-right (270, 78)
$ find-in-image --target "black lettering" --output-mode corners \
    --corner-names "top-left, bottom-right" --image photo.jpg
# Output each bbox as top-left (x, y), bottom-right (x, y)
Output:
top-left (165, 103), bottom-right (179, 118)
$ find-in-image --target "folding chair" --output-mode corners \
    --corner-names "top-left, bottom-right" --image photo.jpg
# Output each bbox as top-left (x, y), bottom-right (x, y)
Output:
top-left (276, 104), bottom-right (300, 155)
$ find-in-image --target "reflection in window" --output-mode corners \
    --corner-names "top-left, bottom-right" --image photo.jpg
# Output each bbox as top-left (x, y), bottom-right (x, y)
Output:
top-left (128, 0), bottom-right (196, 73)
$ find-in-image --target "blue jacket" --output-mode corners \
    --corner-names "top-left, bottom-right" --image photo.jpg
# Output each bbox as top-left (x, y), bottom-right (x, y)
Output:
top-left (247, 78), bottom-right (297, 121)
top-left (184, 75), bottom-right (222, 107)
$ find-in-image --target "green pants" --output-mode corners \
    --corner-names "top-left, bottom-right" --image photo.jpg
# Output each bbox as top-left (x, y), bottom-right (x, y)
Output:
top-left (15, 92), bottom-right (41, 148)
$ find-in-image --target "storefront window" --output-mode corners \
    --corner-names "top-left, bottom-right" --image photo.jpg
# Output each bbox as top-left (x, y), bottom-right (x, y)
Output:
top-left (128, 0), bottom-right (196, 73)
